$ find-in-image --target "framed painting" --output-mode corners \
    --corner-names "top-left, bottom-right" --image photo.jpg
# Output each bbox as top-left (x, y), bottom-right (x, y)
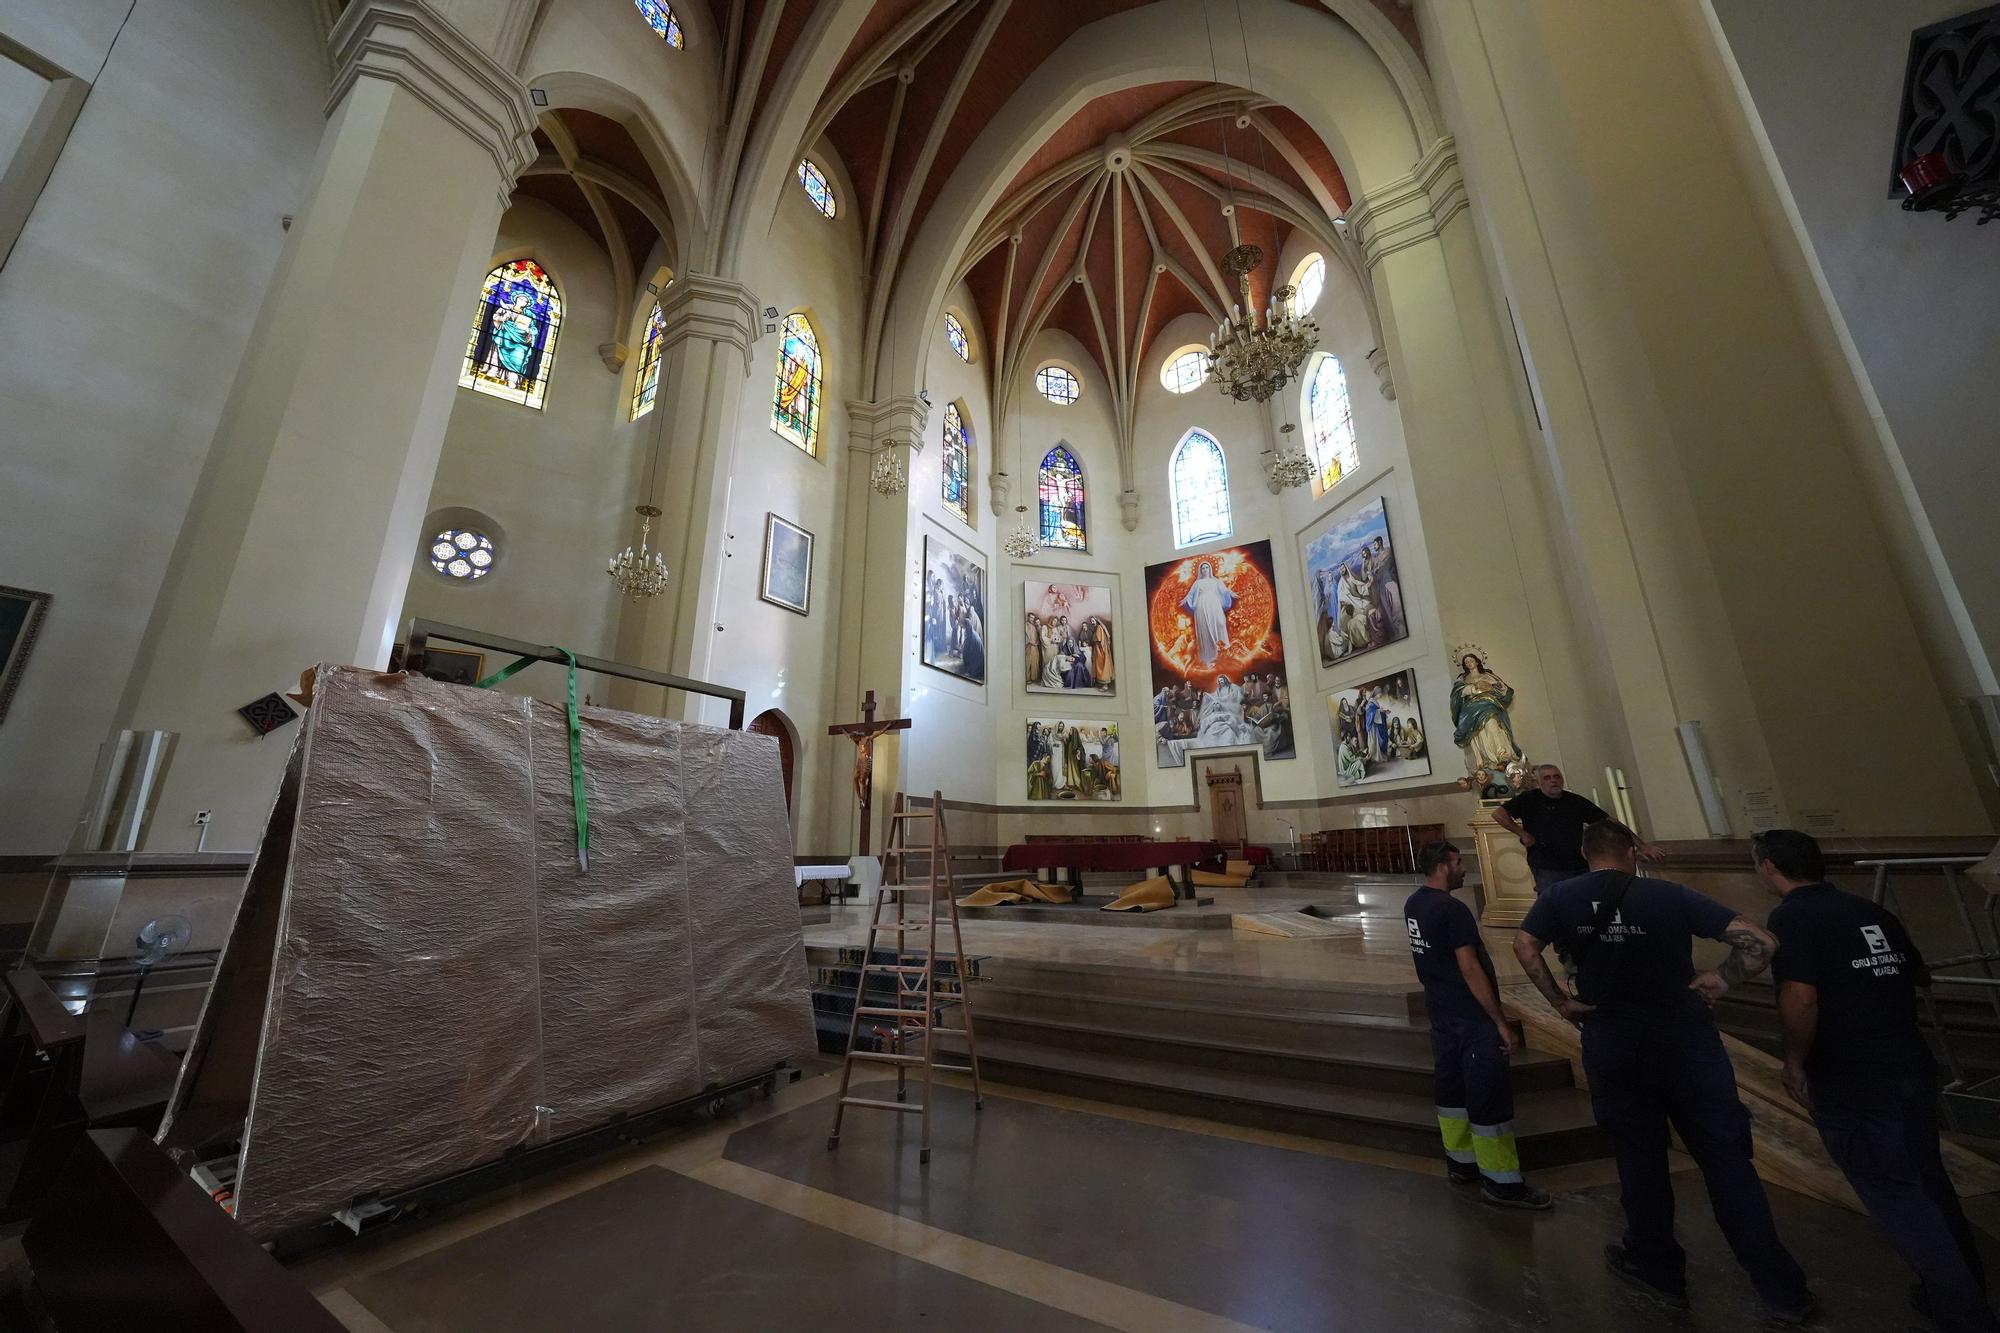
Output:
top-left (419, 648), bottom-right (486, 687)
top-left (1026, 719), bottom-right (1122, 801)
top-left (1024, 580), bottom-right (1115, 696)
top-left (760, 513), bottom-right (814, 616)
top-left (1143, 540), bottom-right (1294, 767)
top-left (921, 534), bottom-right (986, 684)
top-left (0, 586), bottom-right (51, 727)
top-left (1300, 494), bottom-right (1410, 670)
top-left (1328, 668), bottom-right (1431, 787)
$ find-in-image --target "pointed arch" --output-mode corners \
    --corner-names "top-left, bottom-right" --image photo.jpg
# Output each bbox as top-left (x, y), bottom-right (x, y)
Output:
top-left (941, 400), bottom-right (973, 522)
top-left (460, 259), bottom-right (563, 410)
top-left (771, 312), bottom-right (824, 455)
top-left (747, 708), bottom-right (797, 812)
top-left (630, 299), bottom-right (665, 420)
top-left (1169, 429), bottom-right (1230, 549)
top-left (1038, 444), bottom-right (1087, 551)
top-left (1304, 352), bottom-right (1358, 496)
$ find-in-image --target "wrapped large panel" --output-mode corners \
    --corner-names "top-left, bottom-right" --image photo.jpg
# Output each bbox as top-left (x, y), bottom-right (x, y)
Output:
top-left (163, 667), bottom-right (812, 1240)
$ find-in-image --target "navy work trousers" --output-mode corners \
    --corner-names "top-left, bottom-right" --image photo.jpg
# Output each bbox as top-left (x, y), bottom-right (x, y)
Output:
top-left (1813, 1074), bottom-right (1998, 1333)
top-left (1581, 1002), bottom-right (1808, 1308)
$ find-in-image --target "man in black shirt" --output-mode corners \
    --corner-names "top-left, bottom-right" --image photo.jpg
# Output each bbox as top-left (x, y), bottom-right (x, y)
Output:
top-left (1515, 819), bottom-right (1813, 1323)
top-left (1495, 765), bottom-right (1664, 895)
top-left (1403, 841), bottom-right (1551, 1210)
top-left (1760, 829), bottom-right (1997, 1333)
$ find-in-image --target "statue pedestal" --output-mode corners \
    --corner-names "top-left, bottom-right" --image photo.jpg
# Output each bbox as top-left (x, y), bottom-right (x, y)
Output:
top-left (1472, 801), bottom-right (1538, 927)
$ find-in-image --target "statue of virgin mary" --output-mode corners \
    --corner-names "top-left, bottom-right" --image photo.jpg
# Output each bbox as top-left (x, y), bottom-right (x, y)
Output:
top-left (1450, 651), bottom-right (1523, 793)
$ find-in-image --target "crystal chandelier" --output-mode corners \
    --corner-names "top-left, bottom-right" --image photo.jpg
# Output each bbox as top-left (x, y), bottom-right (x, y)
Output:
top-left (1208, 244), bottom-right (1319, 403)
top-left (607, 504), bottom-right (669, 599)
top-left (1269, 422), bottom-right (1315, 489)
top-left (1002, 504), bottom-right (1039, 560)
top-left (870, 446), bottom-right (906, 496)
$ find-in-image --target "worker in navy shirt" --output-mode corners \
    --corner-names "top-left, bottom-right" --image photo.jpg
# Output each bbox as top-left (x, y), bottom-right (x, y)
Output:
top-left (1495, 764), bottom-right (1665, 896)
top-left (1403, 840), bottom-right (1551, 1209)
top-left (1514, 819), bottom-right (1814, 1324)
top-left (1759, 828), bottom-right (1997, 1333)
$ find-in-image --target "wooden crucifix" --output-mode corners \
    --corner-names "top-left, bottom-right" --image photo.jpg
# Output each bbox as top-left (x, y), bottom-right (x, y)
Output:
top-left (827, 690), bottom-right (911, 856)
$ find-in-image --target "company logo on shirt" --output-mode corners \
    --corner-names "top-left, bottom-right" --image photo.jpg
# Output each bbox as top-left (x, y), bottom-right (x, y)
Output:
top-left (1584, 901), bottom-right (1645, 941)
top-left (1851, 922), bottom-right (1906, 977)
top-left (1407, 917), bottom-right (1428, 954)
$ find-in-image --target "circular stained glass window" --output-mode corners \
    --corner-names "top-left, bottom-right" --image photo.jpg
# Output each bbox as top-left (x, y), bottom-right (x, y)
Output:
top-left (1161, 347), bottom-right (1209, 394)
top-left (430, 528), bottom-right (495, 580)
top-left (1035, 364), bottom-right (1080, 405)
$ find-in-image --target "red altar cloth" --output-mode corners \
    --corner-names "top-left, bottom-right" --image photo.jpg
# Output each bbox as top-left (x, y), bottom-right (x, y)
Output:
top-left (1002, 840), bottom-right (1221, 873)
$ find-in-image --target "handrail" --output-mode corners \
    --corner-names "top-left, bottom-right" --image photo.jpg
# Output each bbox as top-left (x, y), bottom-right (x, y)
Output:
top-left (405, 618), bottom-right (747, 729)
top-left (1854, 856), bottom-right (1985, 868)
top-left (4, 968), bottom-right (84, 1049)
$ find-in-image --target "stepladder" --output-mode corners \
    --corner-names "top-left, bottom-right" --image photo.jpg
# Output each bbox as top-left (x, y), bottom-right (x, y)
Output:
top-left (826, 790), bottom-right (984, 1164)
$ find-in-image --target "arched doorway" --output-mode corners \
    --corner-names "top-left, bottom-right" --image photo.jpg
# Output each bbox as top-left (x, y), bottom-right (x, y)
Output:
top-left (748, 708), bottom-right (797, 812)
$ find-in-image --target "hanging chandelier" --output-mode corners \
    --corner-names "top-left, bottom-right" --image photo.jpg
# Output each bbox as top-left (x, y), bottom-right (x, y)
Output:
top-left (1269, 422), bottom-right (1315, 489)
top-left (1209, 245), bottom-right (1319, 403)
top-left (1002, 503), bottom-right (1039, 560)
top-left (607, 504), bottom-right (669, 599)
top-left (870, 446), bottom-right (907, 496)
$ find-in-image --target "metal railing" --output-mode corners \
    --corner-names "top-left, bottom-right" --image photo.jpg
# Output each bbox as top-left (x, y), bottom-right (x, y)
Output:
top-left (1860, 855), bottom-right (2000, 1118)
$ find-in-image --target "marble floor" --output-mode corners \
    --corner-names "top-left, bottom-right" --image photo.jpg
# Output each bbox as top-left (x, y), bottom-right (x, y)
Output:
top-left (301, 1062), bottom-right (1988, 1332)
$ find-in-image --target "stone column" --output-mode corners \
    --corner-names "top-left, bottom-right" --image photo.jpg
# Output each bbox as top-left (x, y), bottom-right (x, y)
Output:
top-left (611, 274), bottom-right (762, 723)
top-left (825, 396), bottom-right (927, 852)
top-left (117, 0), bottom-right (535, 850)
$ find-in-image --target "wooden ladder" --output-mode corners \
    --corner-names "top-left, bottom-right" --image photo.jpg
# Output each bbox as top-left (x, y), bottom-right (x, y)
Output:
top-left (826, 790), bottom-right (984, 1164)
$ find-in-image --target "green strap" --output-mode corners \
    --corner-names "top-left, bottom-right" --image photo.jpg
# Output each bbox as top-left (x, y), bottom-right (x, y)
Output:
top-left (475, 650), bottom-right (589, 872)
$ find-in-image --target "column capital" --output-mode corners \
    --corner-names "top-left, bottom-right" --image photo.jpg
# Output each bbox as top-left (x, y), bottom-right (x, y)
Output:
top-left (329, 0), bottom-right (537, 205)
top-left (845, 395), bottom-right (930, 455)
top-left (1119, 488), bottom-right (1141, 533)
top-left (1344, 136), bottom-right (1465, 270)
top-left (1367, 345), bottom-right (1397, 401)
top-left (659, 273), bottom-right (763, 374)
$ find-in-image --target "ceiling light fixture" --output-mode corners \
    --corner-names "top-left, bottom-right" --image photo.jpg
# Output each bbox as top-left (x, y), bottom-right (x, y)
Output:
top-left (609, 353), bottom-right (673, 599)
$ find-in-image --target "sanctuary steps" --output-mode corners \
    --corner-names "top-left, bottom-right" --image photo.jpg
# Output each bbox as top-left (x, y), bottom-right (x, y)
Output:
top-left (879, 953), bottom-right (1610, 1166)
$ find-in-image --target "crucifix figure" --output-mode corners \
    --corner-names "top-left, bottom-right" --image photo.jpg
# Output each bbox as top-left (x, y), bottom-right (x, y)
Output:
top-left (827, 690), bottom-right (912, 855)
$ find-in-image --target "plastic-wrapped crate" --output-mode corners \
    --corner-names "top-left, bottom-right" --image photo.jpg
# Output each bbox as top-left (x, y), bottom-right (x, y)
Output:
top-left (159, 666), bottom-right (813, 1239)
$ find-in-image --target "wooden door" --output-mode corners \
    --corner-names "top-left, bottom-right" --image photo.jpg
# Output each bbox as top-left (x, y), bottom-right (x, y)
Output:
top-left (748, 709), bottom-right (796, 812)
top-left (1206, 766), bottom-right (1247, 849)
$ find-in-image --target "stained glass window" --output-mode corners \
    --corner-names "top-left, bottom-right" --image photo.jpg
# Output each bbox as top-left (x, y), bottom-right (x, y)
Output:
top-left (1035, 364), bottom-right (1079, 405)
top-left (771, 312), bottom-right (823, 454)
top-left (635, 0), bottom-right (684, 48)
top-left (630, 301), bottom-right (665, 420)
top-left (944, 312), bottom-right (970, 361)
top-left (1305, 353), bottom-right (1358, 496)
top-left (430, 528), bottom-right (495, 580)
top-left (1170, 430), bottom-right (1231, 549)
top-left (798, 159), bottom-right (836, 218)
top-left (1161, 347), bottom-right (1208, 394)
top-left (941, 401), bottom-right (971, 522)
top-left (1292, 253), bottom-right (1326, 315)
top-left (1038, 445), bottom-right (1087, 550)
top-left (460, 259), bottom-right (562, 410)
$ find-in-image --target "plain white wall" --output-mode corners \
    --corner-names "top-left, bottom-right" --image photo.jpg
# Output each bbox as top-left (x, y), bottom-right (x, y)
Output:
top-left (0, 0), bottom-right (324, 851)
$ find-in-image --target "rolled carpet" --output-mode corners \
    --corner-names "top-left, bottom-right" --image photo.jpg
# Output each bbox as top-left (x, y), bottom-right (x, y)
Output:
top-left (1190, 868), bottom-right (1249, 889)
top-left (1100, 875), bottom-right (1177, 912)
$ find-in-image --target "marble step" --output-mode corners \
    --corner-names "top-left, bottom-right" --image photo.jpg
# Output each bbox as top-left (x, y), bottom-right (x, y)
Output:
top-left (934, 1033), bottom-right (1608, 1166)
top-left (969, 957), bottom-right (1427, 1023)
top-left (963, 1006), bottom-right (1577, 1096)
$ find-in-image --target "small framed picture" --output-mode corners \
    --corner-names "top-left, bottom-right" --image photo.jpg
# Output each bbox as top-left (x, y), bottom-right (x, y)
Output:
top-left (419, 647), bottom-right (486, 687)
top-left (0, 585), bottom-right (52, 727)
top-left (760, 513), bottom-right (814, 616)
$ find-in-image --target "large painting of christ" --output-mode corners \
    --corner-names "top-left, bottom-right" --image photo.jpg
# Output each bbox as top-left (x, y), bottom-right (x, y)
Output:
top-left (1024, 580), bottom-right (1115, 695)
top-left (1301, 495), bottom-right (1409, 669)
top-left (1026, 719), bottom-right (1121, 801)
top-left (1144, 540), bottom-right (1295, 767)
top-left (1329, 668), bottom-right (1431, 787)
top-left (921, 535), bottom-right (986, 684)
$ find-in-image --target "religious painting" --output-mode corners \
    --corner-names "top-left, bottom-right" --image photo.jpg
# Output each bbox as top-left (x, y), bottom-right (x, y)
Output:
top-left (458, 260), bottom-right (562, 410)
top-left (0, 586), bottom-right (51, 727)
top-left (760, 513), bottom-right (813, 616)
top-left (1024, 580), bottom-right (1115, 695)
top-left (1301, 495), bottom-right (1408, 669)
top-left (1328, 669), bottom-right (1431, 787)
top-left (1144, 540), bottom-right (1295, 768)
top-left (1026, 719), bottom-right (1122, 802)
top-left (418, 648), bottom-right (485, 687)
top-left (921, 534), bottom-right (986, 684)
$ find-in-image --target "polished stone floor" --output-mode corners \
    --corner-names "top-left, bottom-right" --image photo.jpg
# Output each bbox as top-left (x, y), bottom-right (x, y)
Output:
top-left (303, 1063), bottom-right (1990, 1332)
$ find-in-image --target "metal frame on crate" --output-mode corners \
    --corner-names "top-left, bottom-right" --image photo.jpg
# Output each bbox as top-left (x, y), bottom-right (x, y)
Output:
top-left (1860, 856), bottom-right (2000, 1133)
top-left (404, 618), bottom-right (747, 730)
